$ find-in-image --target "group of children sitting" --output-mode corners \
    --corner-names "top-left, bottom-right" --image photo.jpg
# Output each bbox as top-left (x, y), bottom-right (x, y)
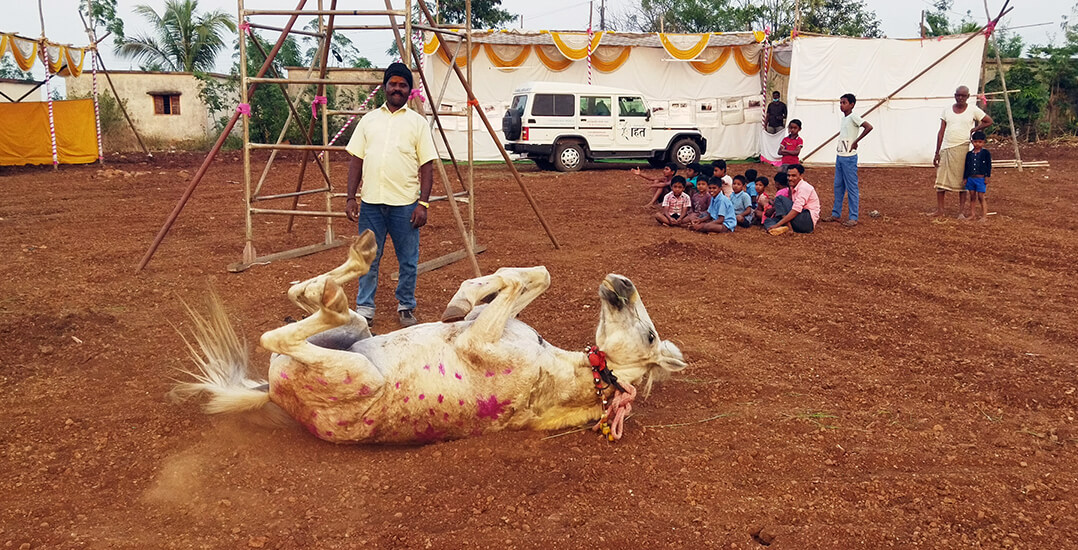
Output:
top-left (631, 160), bottom-right (796, 234)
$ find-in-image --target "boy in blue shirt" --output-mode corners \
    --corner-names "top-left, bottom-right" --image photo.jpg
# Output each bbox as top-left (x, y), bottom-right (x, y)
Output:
top-left (743, 169), bottom-right (758, 200)
top-left (729, 175), bottom-right (753, 227)
top-left (963, 131), bottom-right (992, 221)
top-left (691, 177), bottom-right (736, 233)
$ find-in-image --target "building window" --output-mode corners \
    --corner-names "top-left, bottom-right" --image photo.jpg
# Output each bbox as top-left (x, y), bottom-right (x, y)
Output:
top-left (151, 93), bottom-right (181, 115)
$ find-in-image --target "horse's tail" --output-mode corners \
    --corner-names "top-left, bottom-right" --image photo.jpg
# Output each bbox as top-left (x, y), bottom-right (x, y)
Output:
top-left (169, 291), bottom-right (295, 428)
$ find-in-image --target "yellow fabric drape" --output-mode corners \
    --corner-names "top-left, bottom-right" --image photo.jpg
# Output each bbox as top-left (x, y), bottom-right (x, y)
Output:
top-left (423, 33), bottom-right (442, 55)
top-left (61, 47), bottom-right (86, 77)
top-left (549, 31), bottom-right (603, 61)
top-left (766, 49), bottom-right (790, 76)
top-left (534, 45), bottom-right (572, 71)
top-left (45, 44), bottom-right (65, 74)
top-left (591, 46), bottom-right (631, 72)
top-left (0, 35), bottom-right (8, 58)
top-left (483, 44), bottom-right (532, 68)
top-left (0, 99), bottom-right (99, 166)
top-left (732, 46), bottom-right (760, 74)
top-left (423, 33), bottom-right (479, 67)
top-left (658, 33), bottom-right (711, 60)
top-left (8, 35), bottom-right (39, 71)
top-left (689, 47), bottom-right (732, 74)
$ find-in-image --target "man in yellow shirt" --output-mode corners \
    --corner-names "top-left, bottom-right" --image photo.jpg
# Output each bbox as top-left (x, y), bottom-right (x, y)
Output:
top-left (345, 63), bottom-right (438, 327)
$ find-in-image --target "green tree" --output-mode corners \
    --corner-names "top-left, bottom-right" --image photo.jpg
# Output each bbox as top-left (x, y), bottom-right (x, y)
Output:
top-left (798, 0), bottom-right (882, 37)
top-left (115, 0), bottom-right (236, 72)
top-left (78, 0), bottom-right (126, 48)
top-left (615, 0), bottom-right (881, 37)
top-left (435, 0), bottom-right (516, 29)
top-left (0, 56), bottom-right (33, 80)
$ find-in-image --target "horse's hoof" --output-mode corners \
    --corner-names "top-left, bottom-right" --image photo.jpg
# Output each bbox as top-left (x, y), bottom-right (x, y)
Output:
top-left (441, 302), bottom-right (469, 323)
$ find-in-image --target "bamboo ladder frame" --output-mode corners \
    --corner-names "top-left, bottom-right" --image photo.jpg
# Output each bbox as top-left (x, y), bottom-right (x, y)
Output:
top-left (138, 0), bottom-right (559, 275)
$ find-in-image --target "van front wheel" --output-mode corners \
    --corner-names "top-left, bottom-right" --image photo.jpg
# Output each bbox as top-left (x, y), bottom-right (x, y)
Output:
top-left (554, 142), bottom-right (586, 172)
top-left (669, 139), bottom-right (701, 168)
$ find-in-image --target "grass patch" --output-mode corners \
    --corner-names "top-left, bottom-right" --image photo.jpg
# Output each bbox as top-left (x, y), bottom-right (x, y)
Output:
top-left (783, 410), bottom-right (839, 430)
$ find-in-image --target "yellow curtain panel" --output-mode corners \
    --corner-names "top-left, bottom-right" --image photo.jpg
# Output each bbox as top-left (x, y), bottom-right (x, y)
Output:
top-left (689, 47), bottom-right (733, 74)
top-left (534, 45), bottom-right (573, 72)
top-left (658, 33), bottom-right (712, 60)
top-left (732, 46), bottom-right (760, 74)
top-left (7, 34), bottom-right (39, 71)
top-left (591, 46), bottom-right (631, 72)
top-left (548, 31), bottom-right (604, 61)
top-left (0, 99), bottom-right (99, 166)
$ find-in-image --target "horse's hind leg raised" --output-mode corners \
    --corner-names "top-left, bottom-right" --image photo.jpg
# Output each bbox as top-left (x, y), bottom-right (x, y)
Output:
top-left (288, 230), bottom-right (378, 315)
top-left (443, 267), bottom-right (550, 344)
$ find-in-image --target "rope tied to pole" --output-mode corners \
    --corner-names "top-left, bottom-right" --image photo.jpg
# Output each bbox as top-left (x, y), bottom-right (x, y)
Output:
top-left (238, 20), bottom-right (251, 35)
top-left (236, 103), bottom-right (252, 116)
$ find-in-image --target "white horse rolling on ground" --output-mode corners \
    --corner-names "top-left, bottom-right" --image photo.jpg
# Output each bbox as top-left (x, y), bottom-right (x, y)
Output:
top-left (173, 230), bottom-right (686, 444)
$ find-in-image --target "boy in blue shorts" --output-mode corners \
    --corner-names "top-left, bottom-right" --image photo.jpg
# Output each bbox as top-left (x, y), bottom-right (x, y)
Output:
top-left (690, 177), bottom-right (736, 234)
top-left (963, 131), bottom-right (991, 222)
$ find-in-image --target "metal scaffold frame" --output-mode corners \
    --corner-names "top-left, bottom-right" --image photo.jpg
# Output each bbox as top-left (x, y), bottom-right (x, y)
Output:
top-left (137, 0), bottom-right (560, 275)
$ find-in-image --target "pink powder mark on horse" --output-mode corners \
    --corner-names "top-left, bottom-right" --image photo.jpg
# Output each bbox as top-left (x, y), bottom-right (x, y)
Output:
top-left (325, 431), bottom-right (333, 437)
top-left (304, 384), bottom-right (315, 391)
top-left (318, 378), bottom-right (328, 386)
top-left (343, 375), bottom-right (352, 384)
top-left (403, 396), bottom-right (410, 403)
top-left (458, 399), bottom-right (465, 406)
top-left (305, 423), bottom-right (318, 435)
top-left (359, 385), bottom-right (371, 395)
top-left (423, 364), bottom-right (430, 370)
top-left (395, 382), bottom-right (401, 389)
top-left (279, 372), bottom-right (289, 379)
top-left (485, 371), bottom-right (495, 378)
top-left (503, 368), bottom-right (512, 375)
top-left (310, 411), bottom-right (318, 418)
top-left (418, 394), bottom-right (425, 400)
top-left (476, 394), bottom-right (511, 420)
top-left (443, 412), bottom-right (450, 421)
top-left (454, 372), bottom-right (462, 380)
top-left (337, 420), bottom-right (350, 426)
top-left (456, 420), bottom-right (465, 427)
top-left (414, 423), bottom-right (445, 443)
top-left (364, 418), bottom-right (375, 425)
top-left (438, 364), bottom-right (446, 375)
top-left (437, 394), bottom-right (444, 403)
top-left (401, 415), bottom-right (409, 422)
top-left (429, 408), bottom-right (435, 416)
top-left (329, 396), bottom-right (338, 401)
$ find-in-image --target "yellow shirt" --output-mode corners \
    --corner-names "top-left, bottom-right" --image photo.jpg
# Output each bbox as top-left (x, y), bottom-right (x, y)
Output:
top-left (346, 103), bottom-right (438, 206)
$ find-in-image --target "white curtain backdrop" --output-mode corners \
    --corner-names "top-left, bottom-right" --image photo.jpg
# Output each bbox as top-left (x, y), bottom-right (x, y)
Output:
top-left (787, 34), bottom-right (986, 166)
top-left (423, 46), bottom-right (765, 162)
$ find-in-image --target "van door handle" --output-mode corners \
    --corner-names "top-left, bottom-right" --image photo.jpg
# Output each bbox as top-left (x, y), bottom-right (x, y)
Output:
top-left (527, 119), bottom-right (536, 123)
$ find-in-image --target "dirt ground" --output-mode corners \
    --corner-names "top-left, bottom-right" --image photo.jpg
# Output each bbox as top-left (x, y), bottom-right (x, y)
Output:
top-left (1, 143), bottom-right (1076, 549)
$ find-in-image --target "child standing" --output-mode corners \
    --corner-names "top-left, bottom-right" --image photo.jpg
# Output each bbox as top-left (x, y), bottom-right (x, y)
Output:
top-left (822, 94), bottom-right (873, 227)
top-left (654, 176), bottom-right (693, 226)
top-left (778, 119), bottom-right (803, 172)
top-left (964, 131), bottom-right (992, 221)
top-left (632, 162), bottom-right (676, 206)
top-left (730, 176), bottom-right (753, 227)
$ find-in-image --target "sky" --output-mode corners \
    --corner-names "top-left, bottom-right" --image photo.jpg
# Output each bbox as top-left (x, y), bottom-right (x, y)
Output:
top-left (4, 0), bottom-right (1074, 81)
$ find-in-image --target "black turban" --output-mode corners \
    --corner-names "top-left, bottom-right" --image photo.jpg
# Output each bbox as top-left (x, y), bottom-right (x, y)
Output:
top-left (383, 62), bottom-right (413, 90)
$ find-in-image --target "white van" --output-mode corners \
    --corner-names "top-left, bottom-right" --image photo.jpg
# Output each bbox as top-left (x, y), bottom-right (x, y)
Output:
top-left (501, 82), bottom-right (707, 172)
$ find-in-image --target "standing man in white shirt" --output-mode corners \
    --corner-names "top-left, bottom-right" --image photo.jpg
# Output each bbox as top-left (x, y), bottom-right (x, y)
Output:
top-left (932, 86), bottom-right (993, 219)
top-left (344, 63), bottom-right (438, 328)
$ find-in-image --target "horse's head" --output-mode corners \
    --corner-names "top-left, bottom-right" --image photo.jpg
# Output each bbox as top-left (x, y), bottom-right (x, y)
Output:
top-left (595, 274), bottom-right (686, 395)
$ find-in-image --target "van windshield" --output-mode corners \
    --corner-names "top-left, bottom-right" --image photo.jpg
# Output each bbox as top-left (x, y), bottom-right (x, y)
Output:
top-left (510, 94), bottom-right (527, 115)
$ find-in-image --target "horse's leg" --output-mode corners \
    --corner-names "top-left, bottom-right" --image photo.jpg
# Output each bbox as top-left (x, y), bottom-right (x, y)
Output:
top-left (446, 267), bottom-right (550, 345)
top-left (262, 278), bottom-right (384, 388)
top-left (288, 230), bottom-right (378, 315)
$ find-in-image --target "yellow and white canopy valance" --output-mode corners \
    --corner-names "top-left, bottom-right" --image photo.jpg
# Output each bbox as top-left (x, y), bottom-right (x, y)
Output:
top-left (0, 33), bottom-right (90, 76)
top-left (424, 30), bottom-right (785, 77)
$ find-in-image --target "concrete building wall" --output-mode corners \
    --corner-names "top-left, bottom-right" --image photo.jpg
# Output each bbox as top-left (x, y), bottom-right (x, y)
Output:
top-left (65, 71), bottom-right (232, 143)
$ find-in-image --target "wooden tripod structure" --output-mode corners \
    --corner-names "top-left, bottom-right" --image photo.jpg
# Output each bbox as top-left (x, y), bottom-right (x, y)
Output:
top-left (137, 0), bottom-right (559, 274)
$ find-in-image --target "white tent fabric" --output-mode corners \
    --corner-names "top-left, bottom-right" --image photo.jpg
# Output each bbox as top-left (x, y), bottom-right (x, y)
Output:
top-left (788, 33), bottom-right (986, 166)
top-left (423, 37), bottom-right (767, 162)
top-left (759, 128), bottom-right (786, 166)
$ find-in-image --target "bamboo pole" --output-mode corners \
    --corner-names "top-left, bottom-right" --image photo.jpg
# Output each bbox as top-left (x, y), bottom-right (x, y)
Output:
top-left (239, 0), bottom-right (255, 263)
top-left (416, 0), bottom-right (560, 249)
top-left (800, 6), bottom-right (1013, 163)
top-left (38, 0), bottom-right (59, 170)
top-left (465, 0), bottom-right (475, 248)
top-left (318, 1), bottom-right (336, 242)
top-left (136, 0), bottom-right (309, 272)
top-left (984, 0), bottom-right (1022, 171)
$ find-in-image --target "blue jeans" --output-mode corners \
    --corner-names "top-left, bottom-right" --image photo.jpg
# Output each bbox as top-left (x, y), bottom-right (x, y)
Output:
top-left (355, 201), bottom-right (420, 317)
top-left (833, 154), bottom-right (859, 221)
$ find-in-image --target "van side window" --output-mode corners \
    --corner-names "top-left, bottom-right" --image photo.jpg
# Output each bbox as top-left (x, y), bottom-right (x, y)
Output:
top-left (510, 94), bottom-right (527, 115)
top-left (532, 93), bottom-right (574, 116)
top-left (618, 97), bottom-right (647, 117)
top-left (580, 96), bottom-right (612, 117)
